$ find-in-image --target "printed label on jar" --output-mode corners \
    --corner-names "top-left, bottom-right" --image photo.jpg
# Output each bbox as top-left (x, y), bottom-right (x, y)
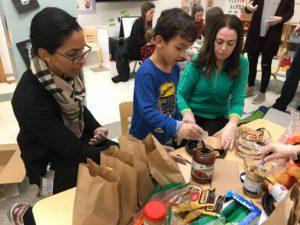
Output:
top-left (243, 177), bottom-right (262, 195)
top-left (191, 160), bottom-right (214, 179)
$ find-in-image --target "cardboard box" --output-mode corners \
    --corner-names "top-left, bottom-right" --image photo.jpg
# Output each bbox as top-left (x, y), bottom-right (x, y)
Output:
top-left (224, 191), bottom-right (262, 225)
top-left (0, 144), bottom-right (25, 184)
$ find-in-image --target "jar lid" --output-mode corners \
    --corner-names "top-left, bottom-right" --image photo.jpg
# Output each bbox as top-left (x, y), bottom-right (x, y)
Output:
top-left (143, 201), bottom-right (167, 222)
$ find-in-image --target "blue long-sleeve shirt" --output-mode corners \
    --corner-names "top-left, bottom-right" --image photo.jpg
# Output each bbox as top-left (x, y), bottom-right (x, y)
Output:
top-left (129, 58), bottom-right (181, 144)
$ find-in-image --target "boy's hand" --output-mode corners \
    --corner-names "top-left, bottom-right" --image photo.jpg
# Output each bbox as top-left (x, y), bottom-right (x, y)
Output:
top-left (246, 1), bottom-right (258, 12)
top-left (182, 111), bottom-right (196, 124)
top-left (177, 123), bottom-right (204, 140)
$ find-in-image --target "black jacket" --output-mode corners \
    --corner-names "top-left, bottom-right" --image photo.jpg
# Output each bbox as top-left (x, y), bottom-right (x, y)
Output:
top-left (12, 69), bottom-right (117, 193)
top-left (128, 17), bottom-right (148, 59)
top-left (244, 0), bottom-right (294, 56)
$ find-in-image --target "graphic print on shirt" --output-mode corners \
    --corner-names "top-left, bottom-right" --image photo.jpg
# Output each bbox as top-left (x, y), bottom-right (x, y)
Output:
top-left (154, 82), bottom-right (177, 134)
top-left (158, 82), bottom-right (176, 117)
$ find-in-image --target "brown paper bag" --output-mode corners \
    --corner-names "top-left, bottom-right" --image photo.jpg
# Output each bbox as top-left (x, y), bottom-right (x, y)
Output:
top-left (73, 159), bottom-right (119, 225)
top-left (143, 134), bottom-right (185, 185)
top-left (118, 134), bottom-right (154, 205)
top-left (101, 145), bottom-right (138, 225)
top-left (262, 182), bottom-right (300, 225)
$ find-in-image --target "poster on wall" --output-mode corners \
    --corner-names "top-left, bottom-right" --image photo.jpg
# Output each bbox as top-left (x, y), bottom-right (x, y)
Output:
top-left (76, 0), bottom-right (96, 14)
top-left (11, 0), bottom-right (40, 14)
top-left (226, 0), bottom-right (248, 17)
top-left (181, 0), bottom-right (214, 15)
top-left (181, 0), bottom-right (201, 15)
top-left (16, 39), bottom-right (32, 68)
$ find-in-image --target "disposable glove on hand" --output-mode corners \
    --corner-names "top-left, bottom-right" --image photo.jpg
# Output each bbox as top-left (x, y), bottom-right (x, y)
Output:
top-left (177, 122), bottom-right (204, 141)
top-left (89, 127), bottom-right (108, 145)
top-left (246, 1), bottom-right (258, 12)
top-left (182, 111), bottom-right (196, 124)
top-left (213, 122), bottom-right (237, 150)
top-left (262, 143), bottom-right (298, 162)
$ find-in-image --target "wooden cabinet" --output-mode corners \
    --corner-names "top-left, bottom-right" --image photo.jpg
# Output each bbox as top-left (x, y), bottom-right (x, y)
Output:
top-left (284, 23), bottom-right (300, 58)
top-left (0, 56), bottom-right (6, 83)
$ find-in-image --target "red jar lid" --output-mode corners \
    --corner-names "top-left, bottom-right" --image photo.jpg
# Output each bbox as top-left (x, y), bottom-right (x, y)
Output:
top-left (143, 201), bottom-right (167, 222)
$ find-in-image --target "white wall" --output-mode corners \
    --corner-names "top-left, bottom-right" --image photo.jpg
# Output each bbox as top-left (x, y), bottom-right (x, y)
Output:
top-left (0, 17), bottom-right (13, 75)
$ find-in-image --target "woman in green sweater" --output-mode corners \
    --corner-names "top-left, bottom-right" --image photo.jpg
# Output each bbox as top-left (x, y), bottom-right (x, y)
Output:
top-left (177, 15), bottom-right (249, 150)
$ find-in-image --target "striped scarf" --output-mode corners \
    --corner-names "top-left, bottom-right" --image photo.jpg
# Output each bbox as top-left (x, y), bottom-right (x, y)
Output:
top-left (30, 56), bottom-right (85, 138)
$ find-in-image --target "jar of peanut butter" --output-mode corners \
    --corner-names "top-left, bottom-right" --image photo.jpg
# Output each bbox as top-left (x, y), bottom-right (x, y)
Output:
top-left (243, 165), bottom-right (264, 198)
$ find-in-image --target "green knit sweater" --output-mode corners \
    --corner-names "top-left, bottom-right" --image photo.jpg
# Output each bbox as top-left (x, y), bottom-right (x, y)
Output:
top-left (177, 55), bottom-right (249, 119)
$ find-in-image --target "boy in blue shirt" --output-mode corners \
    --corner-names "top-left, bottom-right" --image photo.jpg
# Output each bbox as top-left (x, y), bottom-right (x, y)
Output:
top-left (130, 8), bottom-right (204, 144)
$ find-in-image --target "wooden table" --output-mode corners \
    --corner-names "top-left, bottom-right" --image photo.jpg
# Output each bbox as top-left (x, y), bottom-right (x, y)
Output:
top-left (33, 119), bottom-right (286, 225)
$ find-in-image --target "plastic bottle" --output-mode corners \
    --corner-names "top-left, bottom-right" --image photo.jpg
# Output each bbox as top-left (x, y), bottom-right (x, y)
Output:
top-left (143, 201), bottom-right (167, 225)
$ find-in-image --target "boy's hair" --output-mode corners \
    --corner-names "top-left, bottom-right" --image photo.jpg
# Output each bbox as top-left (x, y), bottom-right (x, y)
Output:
top-left (154, 8), bottom-right (197, 43)
top-left (204, 7), bottom-right (224, 38)
top-left (198, 15), bottom-right (243, 79)
top-left (144, 28), bottom-right (154, 43)
top-left (191, 4), bottom-right (204, 19)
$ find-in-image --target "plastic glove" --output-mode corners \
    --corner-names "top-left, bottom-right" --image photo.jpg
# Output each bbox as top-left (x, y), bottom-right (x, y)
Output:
top-left (266, 16), bottom-right (283, 26)
top-left (177, 122), bottom-right (204, 141)
top-left (89, 127), bottom-right (108, 145)
top-left (293, 24), bottom-right (300, 35)
top-left (262, 143), bottom-right (298, 162)
top-left (268, 183), bottom-right (288, 203)
top-left (182, 111), bottom-right (196, 124)
top-left (213, 122), bottom-right (237, 150)
top-left (246, 1), bottom-right (258, 12)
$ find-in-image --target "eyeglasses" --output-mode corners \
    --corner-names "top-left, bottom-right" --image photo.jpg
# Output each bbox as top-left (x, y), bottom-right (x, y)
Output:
top-left (55, 44), bottom-right (92, 64)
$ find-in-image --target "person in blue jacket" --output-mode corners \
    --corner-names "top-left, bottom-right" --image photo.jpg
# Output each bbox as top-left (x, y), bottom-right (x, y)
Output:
top-left (129, 8), bottom-right (204, 145)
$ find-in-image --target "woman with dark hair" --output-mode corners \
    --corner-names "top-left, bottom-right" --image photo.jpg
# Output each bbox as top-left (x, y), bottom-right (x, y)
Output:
top-left (191, 4), bottom-right (204, 39)
top-left (9, 7), bottom-right (117, 225)
top-left (177, 15), bottom-right (249, 150)
top-left (112, 1), bottom-right (155, 83)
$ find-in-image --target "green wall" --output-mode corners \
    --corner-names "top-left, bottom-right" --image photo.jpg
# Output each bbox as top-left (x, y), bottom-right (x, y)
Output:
top-left (2, 0), bottom-right (77, 81)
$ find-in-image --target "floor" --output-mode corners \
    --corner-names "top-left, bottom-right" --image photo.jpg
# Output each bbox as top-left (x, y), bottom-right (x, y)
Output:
top-left (0, 57), bottom-right (300, 224)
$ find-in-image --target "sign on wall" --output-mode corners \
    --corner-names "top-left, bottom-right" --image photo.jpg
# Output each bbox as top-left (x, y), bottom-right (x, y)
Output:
top-left (181, 0), bottom-right (214, 15)
top-left (11, 0), bottom-right (40, 14)
top-left (226, 0), bottom-right (248, 17)
top-left (76, 0), bottom-right (96, 14)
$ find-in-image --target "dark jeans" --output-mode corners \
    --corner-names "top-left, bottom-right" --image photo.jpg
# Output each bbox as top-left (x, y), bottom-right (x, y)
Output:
top-left (24, 207), bottom-right (35, 225)
top-left (248, 45), bottom-right (274, 93)
top-left (273, 44), bottom-right (300, 111)
top-left (194, 115), bottom-right (228, 135)
top-left (115, 39), bottom-right (141, 81)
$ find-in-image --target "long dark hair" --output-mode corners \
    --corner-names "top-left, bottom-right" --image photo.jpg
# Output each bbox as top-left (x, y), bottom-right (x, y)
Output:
top-left (30, 7), bottom-right (81, 56)
top-left (197, 15), bottom-right (243, 79)
top-left (141, 2), bottom-right (155, 30)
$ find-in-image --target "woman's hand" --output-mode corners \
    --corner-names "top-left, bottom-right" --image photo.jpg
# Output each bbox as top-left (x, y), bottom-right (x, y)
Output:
top-left (89, 127), bottom-right (108, 145)
top-left (213, 122), bottom-right (237, 150)
top-left (246, 1), bottom-right (258, 12)
top-left (266, 16), bottom-right (283, 26)
top-left (177, 123), bottom-right (204, 140)
top-left (293, 24), bottom-right (300, 35)
top-left (261, 143), bottom-right (298, 162)
top-left (182, 111), bottom-right (196, 124)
